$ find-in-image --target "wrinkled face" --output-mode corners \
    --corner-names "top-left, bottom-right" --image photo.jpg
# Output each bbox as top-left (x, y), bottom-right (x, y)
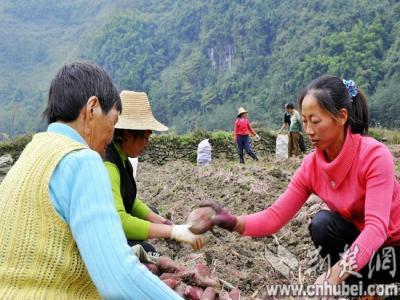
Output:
top-left (301, 93), bottom-right (346, 155)
top-left (89, 106), bottom-right (119, 157)
top-left (122, 130), bottom-right (152, 158)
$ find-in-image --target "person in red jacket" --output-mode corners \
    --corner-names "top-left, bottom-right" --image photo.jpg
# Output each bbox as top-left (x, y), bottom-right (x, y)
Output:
top-left (234, 107), bottom-right (259, 164)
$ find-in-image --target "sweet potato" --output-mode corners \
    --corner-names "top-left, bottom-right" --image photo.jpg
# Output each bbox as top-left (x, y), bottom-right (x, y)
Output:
top-left (157, 256), bottom-right (186, 273)
top-left (229, 288), bottom-right (240, 300)
top-left (192, 262), bottom-right (218, 288)
top-left (218, 289), bottom-right (232, 300)
top-left (184, 285), bottom-right (204, 300)
top-left (187, 206), bottom-right (216, 234)
top-left (162, 278), bottom-right (181, 289)
top-left (160, 270), bottom-right (195, 283)
top-left (144, 263), bottom-right (159, 276)
top-left (160, 272), bottom-right (182, 281)
top-left (174, 282), bottom-right (187, 297)
top-left (200, 287), bottom-right (216, 300)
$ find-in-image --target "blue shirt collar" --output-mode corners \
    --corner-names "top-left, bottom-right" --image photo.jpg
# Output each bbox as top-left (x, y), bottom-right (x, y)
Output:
top-left (47, 123), bottom-right (87, 145)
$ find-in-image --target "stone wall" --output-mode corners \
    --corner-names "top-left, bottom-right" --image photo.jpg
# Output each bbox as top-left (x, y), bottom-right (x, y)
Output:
top-left (141, 129), bottom-right (277, 165)
top-left (0, 130), bottom-right (279, 168)
top-left (0, 154), bottom-right (13, 183)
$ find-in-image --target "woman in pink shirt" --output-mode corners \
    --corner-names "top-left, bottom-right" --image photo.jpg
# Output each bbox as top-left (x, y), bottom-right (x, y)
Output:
top-left (234, 107), bottom-right (259, 164)
top-left (200, 76), bottom-right (400, 292)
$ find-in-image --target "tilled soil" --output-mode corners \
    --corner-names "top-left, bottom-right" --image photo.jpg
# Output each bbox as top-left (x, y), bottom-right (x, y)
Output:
top-left (136, 146), bottom-right (400, 299)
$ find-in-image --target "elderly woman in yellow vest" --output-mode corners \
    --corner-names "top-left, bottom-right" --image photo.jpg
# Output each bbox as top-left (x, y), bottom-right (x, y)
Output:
top-left (104, 91), bottom-right (204, 253)
top-left (0, 63), bottom-right (182, 299)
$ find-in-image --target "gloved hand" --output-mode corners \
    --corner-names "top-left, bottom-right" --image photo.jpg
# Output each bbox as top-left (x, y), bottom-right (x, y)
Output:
top-left (163, 219), bottom-right (183, 251)
top-left (171, 224), bottom-right (204, 250)
top-left (255, 134), bottom-right (260, 141)
top-left (199, 200), bottom-right (238, 232)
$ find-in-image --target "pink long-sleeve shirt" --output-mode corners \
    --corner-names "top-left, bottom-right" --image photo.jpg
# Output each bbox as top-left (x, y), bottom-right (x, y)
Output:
top-left (243, 128), bottom-right (400, 271)
top-left (234, 117), bottom-right (256, 142)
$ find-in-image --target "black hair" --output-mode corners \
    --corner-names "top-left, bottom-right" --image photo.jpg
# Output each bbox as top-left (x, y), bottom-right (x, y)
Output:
top-left (285, 103), bottom-right (295, 109)
top-left (298, 75), bottom-right (368, 134)
top-left (113, 129), bottom-right (148, 145)
top-left (43, 62), bottom-right (122, 124)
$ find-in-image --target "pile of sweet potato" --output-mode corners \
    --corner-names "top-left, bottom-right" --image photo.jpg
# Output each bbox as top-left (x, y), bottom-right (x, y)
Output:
top-left (144, 256), bottom-right (240, 300)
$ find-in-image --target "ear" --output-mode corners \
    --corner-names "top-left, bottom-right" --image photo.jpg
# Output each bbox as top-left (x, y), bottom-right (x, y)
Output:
top-left (337, 108), bottom-right (348, 126)
top-left (85, 96), bottom-right (100, 120)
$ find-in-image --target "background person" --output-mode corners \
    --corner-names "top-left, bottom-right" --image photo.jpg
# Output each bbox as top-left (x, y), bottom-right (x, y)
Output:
top-left (0, 63), bottom-right (181, 299)
top-left (104, 90), bottom-right (204, 253)
top-left (277, 103), bottom-right (291, 134)
top-left (285, 102), bottom-right (303, 157)
top-left (234, 107), bottom-right (259, 164)
top-left (198, 75), bottom-right (400, 291)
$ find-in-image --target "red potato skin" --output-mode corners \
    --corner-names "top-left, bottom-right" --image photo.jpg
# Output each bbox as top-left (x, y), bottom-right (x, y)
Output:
top-left (200, 287), bottom-right (216, 300)
top-left (193, 263), bottom-right (218, 288)
top-left (144, 263), bottom-right (159, 276)
top-left (160, 270), bottom-right (196, 283)
top-left (229, 288), bottom-right (240, 300)
top-left (157, 256), bottom-right (186, 273)
top-left (187, 207), bottom-right (216, 234)
top-left (218, 289), bottom-right (232, 300)
top-left (174, 282), bottom-right (187, 297)
top-left (153, 255), bottom-right (240, 298)
top-left (184, 285), bottom-right (204, 300)
top-left (162, 278), bottom-right (181, 289)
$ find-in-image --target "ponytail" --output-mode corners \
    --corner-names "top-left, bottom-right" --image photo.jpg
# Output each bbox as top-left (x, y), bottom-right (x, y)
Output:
top-left (348, 89), bottom-right (368, 134)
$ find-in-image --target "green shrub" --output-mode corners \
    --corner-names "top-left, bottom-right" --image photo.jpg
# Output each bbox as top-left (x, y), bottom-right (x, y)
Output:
top-left (0, 134), bottom-right (32, 160)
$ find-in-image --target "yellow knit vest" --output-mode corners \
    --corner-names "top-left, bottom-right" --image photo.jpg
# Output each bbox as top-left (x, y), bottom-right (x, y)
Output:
top-left (0, 132), bottom-right (100, 299)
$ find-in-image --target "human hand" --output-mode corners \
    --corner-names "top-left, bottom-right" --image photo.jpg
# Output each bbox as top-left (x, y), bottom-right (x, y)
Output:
top-left (199, 200), bottom-right (237, 232)
top-left (163, 219), bottom-right (173, 225)
top-left (255, 134), bottom-right (260, 141)
top-left (162, 219), bottom-right (183, 250)
top-left (187, 206), bottom-right (216, 234)
top-left (313, 272), bottom-right (338, 300)
top-left (171, 224), bottom-right (205, 250)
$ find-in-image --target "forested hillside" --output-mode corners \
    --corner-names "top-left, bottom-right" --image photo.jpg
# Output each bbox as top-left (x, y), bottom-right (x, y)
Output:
top-left (1, 0), bottom-right (399, 135)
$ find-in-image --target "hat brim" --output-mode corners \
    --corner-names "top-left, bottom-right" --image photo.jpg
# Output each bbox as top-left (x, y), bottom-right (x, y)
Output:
top-left (237, 111), bottom-right (248, 117)
top-left (115, 116), bottom-right (168, 132)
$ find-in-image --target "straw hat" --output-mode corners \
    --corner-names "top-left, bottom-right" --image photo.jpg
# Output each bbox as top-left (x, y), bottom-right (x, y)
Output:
top-left (237, 107), bottom-right (248, 117)
top-left (115, 90), bottom-right (168, 131)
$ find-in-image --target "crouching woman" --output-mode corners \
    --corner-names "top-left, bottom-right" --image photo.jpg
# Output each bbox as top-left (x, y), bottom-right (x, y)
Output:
top-left (104, 90), bottom-right (204, 253)
top-left (0, 63), bottom-right (182, 299)
top-left (199, 75), bottom-right (400, 293)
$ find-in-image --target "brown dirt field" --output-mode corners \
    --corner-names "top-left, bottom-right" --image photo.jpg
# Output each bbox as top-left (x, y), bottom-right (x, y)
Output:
top-left (136, 145), bottom-right (400, 299)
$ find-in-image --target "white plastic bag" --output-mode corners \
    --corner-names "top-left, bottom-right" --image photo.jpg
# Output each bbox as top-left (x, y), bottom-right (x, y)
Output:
top-left (128, 157), bottom-right (138, 179)
top-left (197, 139), bottom-right (212, 166)
top-left (275, 134), bottom-right (288, 160)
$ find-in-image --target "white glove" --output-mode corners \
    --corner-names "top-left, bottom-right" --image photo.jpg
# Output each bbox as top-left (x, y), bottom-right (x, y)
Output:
top-left (255, 134), bottom-right (260, 141)
top-left (171, 224), bottom-right (205, 250)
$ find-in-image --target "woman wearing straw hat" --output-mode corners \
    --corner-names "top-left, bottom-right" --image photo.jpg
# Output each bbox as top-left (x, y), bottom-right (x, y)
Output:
top-left (234, 107), bottom-right (259, 164)
top-left (104, 90), bottom-right (204, 253)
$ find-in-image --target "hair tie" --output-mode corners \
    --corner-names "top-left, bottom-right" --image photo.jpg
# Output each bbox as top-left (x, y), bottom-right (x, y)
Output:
top-left (343, 79), bottom-right (358, 101)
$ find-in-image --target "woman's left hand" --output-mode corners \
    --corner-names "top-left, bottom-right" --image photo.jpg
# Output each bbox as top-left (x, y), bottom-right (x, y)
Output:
top-left (170, 224), bottom-right (205, 250)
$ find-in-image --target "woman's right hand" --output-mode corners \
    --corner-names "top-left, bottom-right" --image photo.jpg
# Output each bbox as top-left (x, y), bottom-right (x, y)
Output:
top-left (170, 224), bottom-right (204, 250)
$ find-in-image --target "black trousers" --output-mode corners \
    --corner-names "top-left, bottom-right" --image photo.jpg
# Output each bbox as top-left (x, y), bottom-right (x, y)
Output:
top-left (309, 210), bottom-right (400, 285)
top-left (127, 205), bottom-right (158, 255)
top-left (237, 135), bottom-right (258, 164)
